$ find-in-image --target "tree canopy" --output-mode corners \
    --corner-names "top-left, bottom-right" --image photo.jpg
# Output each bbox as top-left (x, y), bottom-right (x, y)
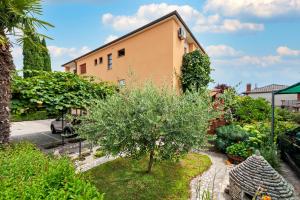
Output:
top-left (181, 50), bottom-right (212, 92)
top-left (23, 36), bottom-right (51, 77)
top-left (11, 71), bottom-right (116, 115)
top-left (0, 0), bottom-right (52, 144)
top-left (76, 84), bottom-right (216, 173)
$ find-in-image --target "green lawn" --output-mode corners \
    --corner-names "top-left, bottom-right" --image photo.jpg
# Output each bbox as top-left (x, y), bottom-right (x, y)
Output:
top-left (84, 153), bottom-right (211, 200)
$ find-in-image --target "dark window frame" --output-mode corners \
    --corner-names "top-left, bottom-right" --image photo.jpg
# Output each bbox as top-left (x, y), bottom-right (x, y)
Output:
top-left (118, 48), bottom-right (125, 57)
top-left (107, 54), bottom-right (112, 70)
top-left (80, 63), bottom-right (86, 74)
top-left (94, 59), bottom-right (98, 66)
top-left (99, 57), bottom-right (103, 64)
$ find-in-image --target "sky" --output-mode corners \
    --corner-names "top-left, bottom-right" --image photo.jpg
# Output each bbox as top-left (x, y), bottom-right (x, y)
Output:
top-left (11, 0), bottom-right (300, 92)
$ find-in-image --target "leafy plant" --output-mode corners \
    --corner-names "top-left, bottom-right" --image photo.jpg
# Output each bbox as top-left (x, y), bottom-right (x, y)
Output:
top-left (0, 142), bottom-right (103, 199)
top-left (181, 50), bottom-right (212, 92)
top-left (234, 96), bottom-right (271, 123)
top-left (215, 124), bottom-right (249, 152)
top-left (11, 71), bottom-right (116, 116)
top-left (243, 124), bottom-right (267, 148)
top-left (76, 84), bottom-right (216, 173)
top-left (0, 0), bottom-right (53, 144)
top-left (259, 142), bottom-right (280, 170)
top-left (226, 142), bottom-right (250, 159)
top-left (218, 87), bottom-right (239, 123)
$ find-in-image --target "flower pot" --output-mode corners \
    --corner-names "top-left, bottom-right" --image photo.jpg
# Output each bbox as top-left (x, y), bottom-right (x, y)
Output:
top-left (227, 154), bottom-right (245, 164)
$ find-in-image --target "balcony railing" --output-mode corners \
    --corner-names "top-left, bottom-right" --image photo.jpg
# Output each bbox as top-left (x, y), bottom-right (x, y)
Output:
top-left (281, 100), bottom-right (300, 107)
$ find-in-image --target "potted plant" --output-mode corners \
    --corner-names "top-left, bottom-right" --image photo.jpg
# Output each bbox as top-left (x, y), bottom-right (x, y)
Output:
top-left (226, 142), bottom-right (250, 164)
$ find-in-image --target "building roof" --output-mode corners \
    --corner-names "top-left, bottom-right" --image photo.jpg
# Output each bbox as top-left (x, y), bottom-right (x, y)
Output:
top-left (244, 84), bottom-right (288, 94)
top-left (62, 10), bottom-right (205, 67)
top-left (229, 152), bottom-right (294, 199)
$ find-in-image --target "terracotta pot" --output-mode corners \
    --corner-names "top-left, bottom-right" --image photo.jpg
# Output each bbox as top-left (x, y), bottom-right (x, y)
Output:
top-left (227, 154), bottom-right (245, 164)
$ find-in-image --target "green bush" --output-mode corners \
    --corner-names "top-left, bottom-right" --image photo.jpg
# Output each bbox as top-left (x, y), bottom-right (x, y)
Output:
top-left (234, 96), bottom-right (271, 123)
top-left (10, 110), bottom-right (50, 122)
top-left (293, 112), bottom-right (300, 124)
top-left (0, 142), bottom-right (103, 199)
top-left (76, 84), bottom-right (216, 173)
top-left (259, 142), bottom-right (281, 170)
top-left (215, 124), bottom-right (249, 152)
top-left (11, 71), bottom-right (116, 116)
top-left (226, 142), bottom-right (250, 159)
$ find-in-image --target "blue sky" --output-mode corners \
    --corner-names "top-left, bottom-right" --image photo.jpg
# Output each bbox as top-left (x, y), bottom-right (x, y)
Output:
top-left (12, 0), bottom-right (300, 91)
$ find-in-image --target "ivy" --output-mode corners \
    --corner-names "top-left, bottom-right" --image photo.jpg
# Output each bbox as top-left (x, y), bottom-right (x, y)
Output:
top-left (181, 50), bottom-right (213, 92)
top-left (11, 71), bottom-right (116, 115)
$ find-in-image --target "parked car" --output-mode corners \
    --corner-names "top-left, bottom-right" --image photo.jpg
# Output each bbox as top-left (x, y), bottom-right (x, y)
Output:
top-left (50, 115), bottom-right (80, 136)
top-left (279, 127), bottom-right (300, 176)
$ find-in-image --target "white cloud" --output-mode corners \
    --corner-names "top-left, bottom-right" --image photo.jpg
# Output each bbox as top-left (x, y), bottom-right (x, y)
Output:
top-left (47, 46), bottom-right (90, 58)
top-left (276, 46), bottom-right (300, 56)
top-left (206, 44), bottom-right (242, 57)
top-left (204, 0), bottom-right (300, 18)
top-left (101, 3), bottom-right (264, 33)
top-left (194, 18), bottom-right (264, 33)
top-left (104, 35), bottom-right (119, 44)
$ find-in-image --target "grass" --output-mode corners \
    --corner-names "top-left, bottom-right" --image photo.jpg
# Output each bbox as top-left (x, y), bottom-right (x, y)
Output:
top-left (84, 153), bottom-right (211, 200)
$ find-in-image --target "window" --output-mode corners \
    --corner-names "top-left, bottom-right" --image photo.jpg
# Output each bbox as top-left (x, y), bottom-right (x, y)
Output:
top-left (118, 48), bottom-right (125, 57)
top-left (80, 63), bottom-right (86, 74)
top-left (99, 57), bottom-right (103, 64)
top-left (107, 54), bottom-right (112, 70)
top-left (118, 79), bottom-right (126, 87)
top-left (94, 59), bottom-right (97, 66)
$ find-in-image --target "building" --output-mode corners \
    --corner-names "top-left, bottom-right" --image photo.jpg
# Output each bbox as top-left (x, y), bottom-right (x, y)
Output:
top-left (62, 11), bottom-right (205, 91)
top-left (243, 83), bottom-right (300, 110)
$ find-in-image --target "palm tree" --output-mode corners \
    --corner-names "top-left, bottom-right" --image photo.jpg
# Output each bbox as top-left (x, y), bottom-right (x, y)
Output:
top-left (0, 0), bottom-right (52, 144)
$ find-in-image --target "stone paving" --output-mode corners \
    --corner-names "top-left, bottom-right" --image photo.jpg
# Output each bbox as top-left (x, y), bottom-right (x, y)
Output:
top-left (190, 150), bottom-right (300, 200)
top-left (190, 150), bottom-right (232, 200)
top-left (280, 162), bottom-right (300, 200)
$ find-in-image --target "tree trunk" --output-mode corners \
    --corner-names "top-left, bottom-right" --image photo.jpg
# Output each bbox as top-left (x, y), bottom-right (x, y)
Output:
top-left (0, 29), bottom-right (14, 144)
top-left (147, 150), bottom-right (154, 173)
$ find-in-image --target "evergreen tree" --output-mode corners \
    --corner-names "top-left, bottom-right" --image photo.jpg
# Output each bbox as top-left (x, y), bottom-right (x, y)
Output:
top-left (23, 35), bottom-right (44, 77)
top-left (41, 38), bottom-right (51, 72)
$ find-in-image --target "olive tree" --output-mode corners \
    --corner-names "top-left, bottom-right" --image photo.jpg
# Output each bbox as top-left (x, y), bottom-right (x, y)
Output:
top-left (76, 85), bottom-right (216, 173)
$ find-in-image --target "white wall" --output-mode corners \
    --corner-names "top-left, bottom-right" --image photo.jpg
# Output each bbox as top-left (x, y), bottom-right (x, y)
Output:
top-left (248, 93), bottom-right (298, 106)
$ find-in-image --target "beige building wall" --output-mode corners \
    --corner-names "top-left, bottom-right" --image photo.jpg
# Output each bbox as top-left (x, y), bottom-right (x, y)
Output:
top-left (64, 15), bottom-right (202, 91)
top-left (75, 19), bottom-right (175, 88)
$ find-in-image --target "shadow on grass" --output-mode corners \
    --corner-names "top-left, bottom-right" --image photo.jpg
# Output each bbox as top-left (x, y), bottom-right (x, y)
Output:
top-left (84, 153), bottom-right (211, 200)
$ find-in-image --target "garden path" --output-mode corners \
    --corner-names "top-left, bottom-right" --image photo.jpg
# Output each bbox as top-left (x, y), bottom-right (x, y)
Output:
top-left (190, 150), bottom-right (300, 200)
top-left (190, 150), bottom-right (232, 200)
top-left (280, 162), bottom-right (300, 199)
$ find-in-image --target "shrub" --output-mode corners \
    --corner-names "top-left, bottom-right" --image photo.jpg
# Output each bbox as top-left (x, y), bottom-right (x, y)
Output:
top-left (226, 142), bottom-right (250, 159)
top-left (259, 142), bottom-right (281, 170)
top-left (215, 124), bottom-right (249, 152)
top-left (293, 112), bottom-right (300, 124)
top-left (181, 50), bottom-right (212, 92)
top-left (243, 124), bottom-right (268, 148)
top-left (11, 71), bottom-right (116, 116)
top-left (234, 96), bottom-right (271, 123)
top-left (0, 142), bottom-right (103, 199)
top-left (76, 84), bottom-right (216, 173)
top-left (10, 110), bottom-right (49, 122)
